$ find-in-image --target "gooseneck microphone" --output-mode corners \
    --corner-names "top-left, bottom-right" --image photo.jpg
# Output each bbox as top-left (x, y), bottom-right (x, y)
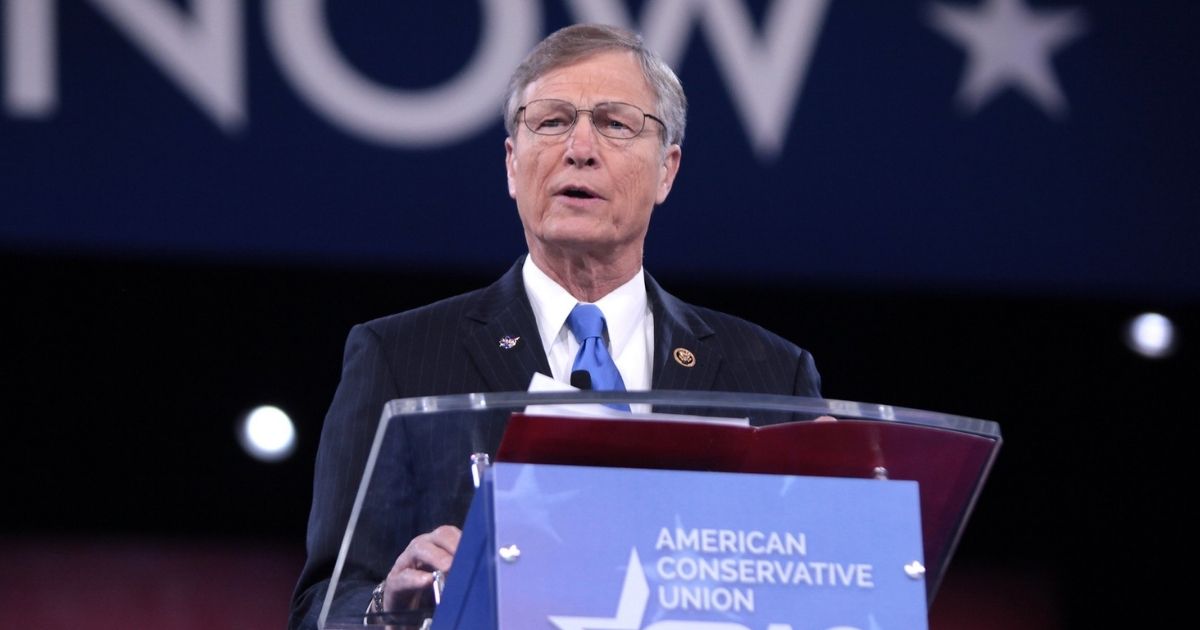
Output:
top-left (570, 370), bottom-right (592, 390)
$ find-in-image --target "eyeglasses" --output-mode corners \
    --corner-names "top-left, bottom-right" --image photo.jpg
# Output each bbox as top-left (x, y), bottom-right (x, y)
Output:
top-left (517, 99), bottom-right (665, 140)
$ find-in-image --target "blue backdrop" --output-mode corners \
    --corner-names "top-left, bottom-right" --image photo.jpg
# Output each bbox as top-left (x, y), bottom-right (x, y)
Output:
top-left (3, 0), bottom-right (1196, 299)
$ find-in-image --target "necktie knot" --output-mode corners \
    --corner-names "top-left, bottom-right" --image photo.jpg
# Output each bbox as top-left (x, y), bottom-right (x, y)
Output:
top-left (565, 303), bottom-right (629, 410)
top-left (566, 303), bottom-right (606, 342)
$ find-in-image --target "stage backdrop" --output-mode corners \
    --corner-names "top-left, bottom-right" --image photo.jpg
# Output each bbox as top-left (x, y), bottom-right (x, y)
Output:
top-left (3, 0), bottom-right (1196, 299)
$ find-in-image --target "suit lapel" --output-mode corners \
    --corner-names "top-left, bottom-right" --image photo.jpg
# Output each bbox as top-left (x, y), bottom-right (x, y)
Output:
top-left (461, 258), bottom-right (552, 392)
top-left (647, 273), bottom-right (722, 391)
top-left (460, 263), bottom-right (720, 393)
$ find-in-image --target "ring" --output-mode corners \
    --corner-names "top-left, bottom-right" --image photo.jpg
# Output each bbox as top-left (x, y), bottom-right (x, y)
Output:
top-left (431, 570), bottom-right (444, 605)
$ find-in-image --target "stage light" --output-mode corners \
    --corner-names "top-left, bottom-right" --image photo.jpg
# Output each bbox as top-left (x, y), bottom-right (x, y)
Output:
top-left (238, 405), bottom-right (296, 462)
top-left (1125, 312), bottom-right (1176, 359)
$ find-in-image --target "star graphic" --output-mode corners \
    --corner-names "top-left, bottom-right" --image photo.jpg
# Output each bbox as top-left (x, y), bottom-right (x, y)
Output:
top-left (547, 548), bottom-right (649, 630)
top-left (495, 465), bottom-right (580, 544)
top-left (926, 0), bottom-right (1088, 117)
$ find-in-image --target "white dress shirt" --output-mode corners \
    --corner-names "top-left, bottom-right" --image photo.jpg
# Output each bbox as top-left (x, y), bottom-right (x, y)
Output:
top-left (522, 256), bottom-right (654, 407)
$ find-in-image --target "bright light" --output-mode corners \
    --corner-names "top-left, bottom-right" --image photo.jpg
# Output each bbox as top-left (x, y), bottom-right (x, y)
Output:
top-left (238, 405), bottom-right (297, 462)
top-left (1125, 312), bottom-right (1176, 359)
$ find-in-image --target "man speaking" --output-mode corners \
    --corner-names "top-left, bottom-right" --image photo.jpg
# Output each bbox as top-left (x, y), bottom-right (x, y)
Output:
top-left (289, 23), bottom-right (821, 629)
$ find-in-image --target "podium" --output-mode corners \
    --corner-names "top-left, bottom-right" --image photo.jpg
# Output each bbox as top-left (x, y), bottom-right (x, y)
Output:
top-left (316, 391), bottom-right (1000, 630)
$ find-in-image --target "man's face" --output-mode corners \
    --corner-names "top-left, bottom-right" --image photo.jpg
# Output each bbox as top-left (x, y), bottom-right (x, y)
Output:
top-left (505, 51), bottom-right (682, 260)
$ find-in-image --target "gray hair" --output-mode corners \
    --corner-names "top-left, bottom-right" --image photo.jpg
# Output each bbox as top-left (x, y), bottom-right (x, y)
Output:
top-left (503, 24), bottom-right (687, 147)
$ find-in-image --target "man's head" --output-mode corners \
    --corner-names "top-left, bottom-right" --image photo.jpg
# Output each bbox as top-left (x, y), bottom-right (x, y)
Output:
top-left (504, 24), bottom-right (686, 272)
top-left (504, 24), bottom-right (687, 148)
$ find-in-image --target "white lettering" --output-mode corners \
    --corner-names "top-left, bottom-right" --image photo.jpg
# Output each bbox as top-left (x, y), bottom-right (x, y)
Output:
top-left (835, 562), bottom-right (854, 586)
top-left (5, 0), bottom-right (56, 116)
top-left (89, 0), bottom-right (243, 130)
top-left (792, 561), bottom-right (812, 585)
top-left (773, 531), bottom-right (807, 556)
top-left (677, 526), bottom-right (699, 550)
top-left (809, 561), bottom-right (830, 585)
top-left (7, 1), bottom-right (828, 158)
top-left (657, 584), bottom-right (755, 612)
top-left (567, 0), bottom-right (832, 160)
top-left (656, 526), bottom-right (676, 551)
top-left (264, 0), bottom-right (538, 147)
top-left (657, 556), bottom-right (675, 579)
top-left (719, 528), bottom-right (737, 552)
top-left (755, 559), bottom-right (776, 583)
top-left (857, 564), bottom-right (874, 588)
top-left (658, 555), bottom-right (873, 588)
top-left (657, 527), bottom-right (806, 556)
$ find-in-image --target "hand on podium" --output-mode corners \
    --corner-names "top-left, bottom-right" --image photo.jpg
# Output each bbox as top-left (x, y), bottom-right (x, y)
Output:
top-left (381, 525), bottom-right (460, 612)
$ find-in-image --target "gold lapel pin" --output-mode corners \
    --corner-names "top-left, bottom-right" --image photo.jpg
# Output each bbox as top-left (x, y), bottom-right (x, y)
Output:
top-left (498, 335), bottom-right (520, 350)
top-left (673, 347), bottom-right (696, 367)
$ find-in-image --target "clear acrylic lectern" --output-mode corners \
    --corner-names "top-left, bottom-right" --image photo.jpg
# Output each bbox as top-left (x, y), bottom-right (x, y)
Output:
top-left (314, 391), bottom-right (1001, 630)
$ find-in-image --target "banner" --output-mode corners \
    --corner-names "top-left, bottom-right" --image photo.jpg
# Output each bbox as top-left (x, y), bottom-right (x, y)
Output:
top-left (3, 1), bottom-right (1196, 298)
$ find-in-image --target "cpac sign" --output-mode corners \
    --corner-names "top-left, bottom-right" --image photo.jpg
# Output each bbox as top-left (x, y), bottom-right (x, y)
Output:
top-left (546, 549), bottom-right (873, 630)
top-left (3, 0), bottom-right (830, 158)
top-left (481, 464), bottom-right (928, 630)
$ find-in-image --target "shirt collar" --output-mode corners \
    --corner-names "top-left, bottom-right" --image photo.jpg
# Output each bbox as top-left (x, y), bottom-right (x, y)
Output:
top-left (522, 256), bottom-right (647, 354)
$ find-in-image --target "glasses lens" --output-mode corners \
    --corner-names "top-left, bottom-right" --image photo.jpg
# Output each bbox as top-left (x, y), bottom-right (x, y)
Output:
top-left (523, 100), bottom-right (575, 135)
top-left (593, 103), bottom-right (644, 139)
top-left (521, 100), bottom-right (649, 138)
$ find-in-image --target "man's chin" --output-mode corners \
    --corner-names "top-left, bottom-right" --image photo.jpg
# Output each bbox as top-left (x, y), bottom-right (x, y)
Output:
top-left (526, 217), bottom-right (645, 259)
top-left (534, 231), bottom-right (633, 259)
top-left (543, 235), bottom-right (617, 254)
top-left (538, 219), bottom-right (613, 245)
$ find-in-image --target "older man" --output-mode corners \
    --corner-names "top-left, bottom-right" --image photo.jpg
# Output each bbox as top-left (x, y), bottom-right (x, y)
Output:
top-left (289, 23), bottom-right (820, 629)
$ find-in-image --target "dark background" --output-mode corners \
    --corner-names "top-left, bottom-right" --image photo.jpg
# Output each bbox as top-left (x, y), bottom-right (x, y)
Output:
top-left (3, 1), bottom-right (1196, 628)
top-left (5, 253), bottom-right (1192, 627)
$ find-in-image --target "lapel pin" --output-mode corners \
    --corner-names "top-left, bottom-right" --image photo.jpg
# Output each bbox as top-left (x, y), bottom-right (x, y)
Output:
top-left (673, 347), bottom-right (696, 367)
top-left (498, 335), bottom-right (521, 350)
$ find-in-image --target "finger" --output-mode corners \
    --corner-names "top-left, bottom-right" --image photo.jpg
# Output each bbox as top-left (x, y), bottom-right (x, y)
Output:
top-left (389, 566), bottom-right (436, 591)
top-left (392, 526), bottom-right (462, 574)
top-left (393, 538), bottom-right (453, 574)
top-left (427, 525), bottom-right (462, 555)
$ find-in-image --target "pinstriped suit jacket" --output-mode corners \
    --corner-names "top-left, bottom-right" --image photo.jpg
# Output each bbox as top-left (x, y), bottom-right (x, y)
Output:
top-left (289, 257), bottom-right (820, 629)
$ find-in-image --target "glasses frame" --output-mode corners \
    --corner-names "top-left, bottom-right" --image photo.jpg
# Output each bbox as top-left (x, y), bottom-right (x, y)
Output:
top-left (516, 98), bottom-right (667, 141)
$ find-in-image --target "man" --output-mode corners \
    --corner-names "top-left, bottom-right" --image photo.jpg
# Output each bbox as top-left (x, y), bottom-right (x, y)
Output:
top-left (289, 23), bottom-right (820, 629)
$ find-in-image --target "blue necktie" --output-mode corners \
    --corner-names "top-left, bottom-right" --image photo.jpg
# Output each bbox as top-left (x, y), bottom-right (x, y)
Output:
top-left (566, 303), bottom-right (630, 411)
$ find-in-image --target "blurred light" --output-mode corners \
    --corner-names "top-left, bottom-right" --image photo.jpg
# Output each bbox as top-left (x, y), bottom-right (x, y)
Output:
top-left (238, 405), bottom-right (296, 462)
top-left (1125, 312), bottom-right (1176, 359)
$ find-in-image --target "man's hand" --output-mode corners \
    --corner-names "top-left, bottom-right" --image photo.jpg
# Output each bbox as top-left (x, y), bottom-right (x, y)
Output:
top-left (382, 525), bottom-right (461, 611)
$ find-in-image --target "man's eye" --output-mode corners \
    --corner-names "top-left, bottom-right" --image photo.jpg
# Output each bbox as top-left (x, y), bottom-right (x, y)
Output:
top-left (537, 116), bottom-right (570, 129)
top-left (604, 119), bottom-right (631, 130)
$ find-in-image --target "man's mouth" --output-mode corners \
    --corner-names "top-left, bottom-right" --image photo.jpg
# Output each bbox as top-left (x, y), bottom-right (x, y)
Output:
top-left (558, 186), bottom-right (601, 200)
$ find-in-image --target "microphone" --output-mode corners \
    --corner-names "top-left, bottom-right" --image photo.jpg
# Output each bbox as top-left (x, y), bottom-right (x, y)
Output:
top-left (570, 370), bottom-right (592, 390)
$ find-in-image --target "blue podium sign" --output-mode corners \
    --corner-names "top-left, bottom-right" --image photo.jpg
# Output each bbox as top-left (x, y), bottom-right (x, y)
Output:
top-left (470, 462), bottom-right (926, 630)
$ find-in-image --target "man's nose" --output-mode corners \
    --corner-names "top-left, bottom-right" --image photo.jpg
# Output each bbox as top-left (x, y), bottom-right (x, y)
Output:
top-left (563, 112), bottom-right (599, 167)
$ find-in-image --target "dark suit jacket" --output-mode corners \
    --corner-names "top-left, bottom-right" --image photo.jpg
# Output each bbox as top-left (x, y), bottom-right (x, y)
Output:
top-left (288, 258), bottom-right (820, 629)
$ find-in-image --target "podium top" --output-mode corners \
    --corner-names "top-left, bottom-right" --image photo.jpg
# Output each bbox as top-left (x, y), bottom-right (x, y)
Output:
top-left (318, 391), bottom-right (1000, 629)
top-left (381, 390), bottom-right (1000, 437)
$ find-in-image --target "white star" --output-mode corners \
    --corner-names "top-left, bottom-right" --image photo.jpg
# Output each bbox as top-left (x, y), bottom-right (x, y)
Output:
top-left (547, 548), bottom-right (649, 630)
top-left (495, 465), bottom-right (579, 544)
top-left (927, 0), bottom-right (1088, 117)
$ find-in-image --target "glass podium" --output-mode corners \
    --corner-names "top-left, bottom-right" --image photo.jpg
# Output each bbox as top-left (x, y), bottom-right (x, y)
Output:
top-left (315, 391), bottom-right (1001, 630)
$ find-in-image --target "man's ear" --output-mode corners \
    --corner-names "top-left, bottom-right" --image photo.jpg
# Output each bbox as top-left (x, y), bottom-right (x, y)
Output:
top-left (505, 137), bottom-right (518, 200)
top-left (655, 144), bottom-right (682, 204)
